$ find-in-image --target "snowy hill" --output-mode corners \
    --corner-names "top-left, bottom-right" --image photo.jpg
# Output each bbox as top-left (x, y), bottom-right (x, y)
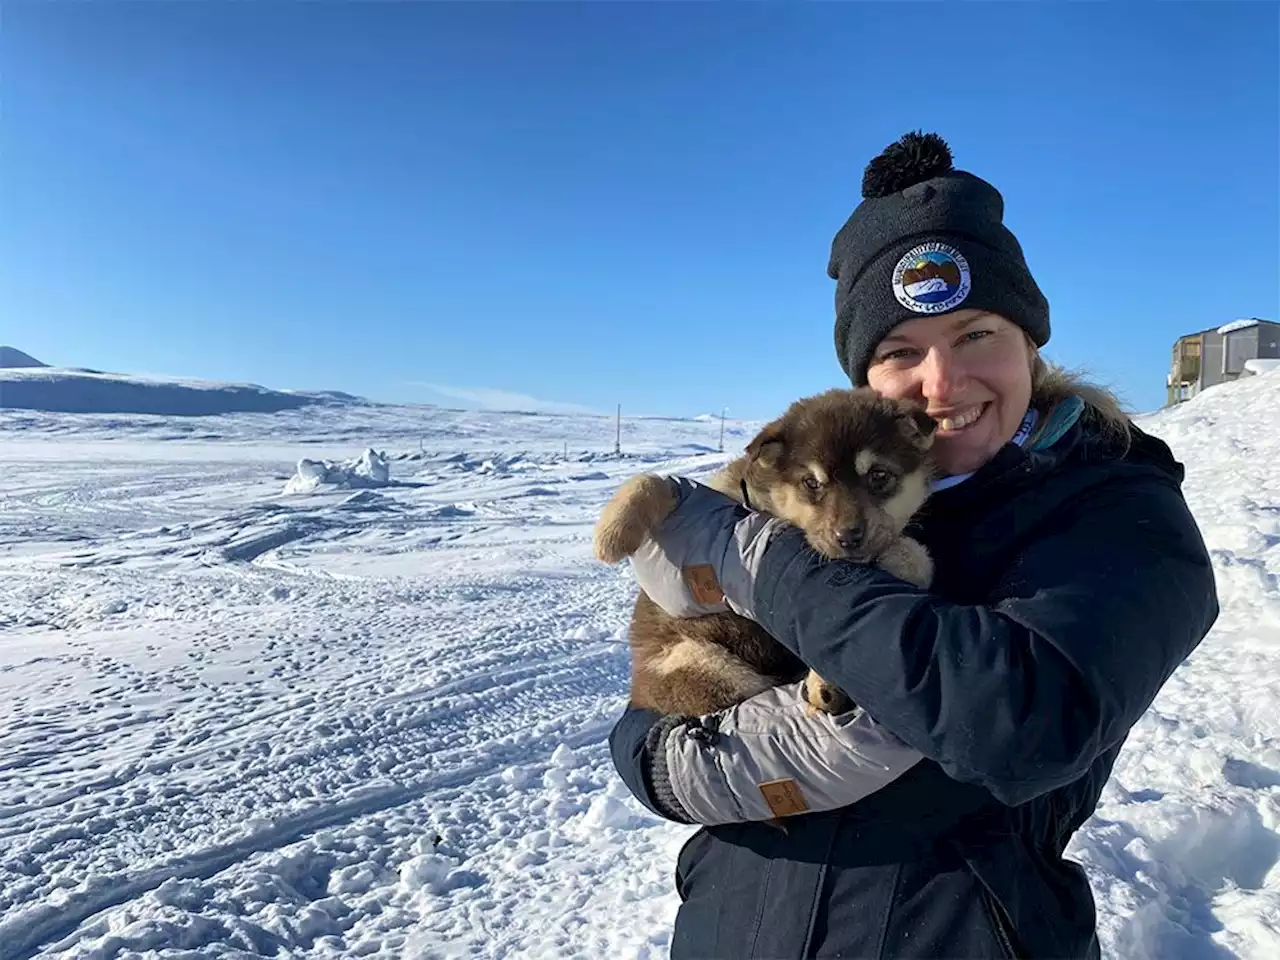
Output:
top-left (0, 371), bottom-right (1277, 957)
top-left (0, 345), bottom-right (48, 368)
top-left (0, 365), bottom-right (363, 416)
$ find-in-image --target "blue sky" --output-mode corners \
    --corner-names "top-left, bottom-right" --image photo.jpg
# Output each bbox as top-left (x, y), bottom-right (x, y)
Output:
top-left (3, 3), bottom-right (1276, 419)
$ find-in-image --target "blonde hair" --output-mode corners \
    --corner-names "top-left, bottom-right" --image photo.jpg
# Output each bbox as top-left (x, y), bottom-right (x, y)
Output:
top-left (1027, 343), bottom-right (1132, 449)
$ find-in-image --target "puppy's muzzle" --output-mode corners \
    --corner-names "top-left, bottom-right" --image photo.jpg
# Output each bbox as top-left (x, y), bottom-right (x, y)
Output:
top-left (835, 524), bottom-right (865, 552)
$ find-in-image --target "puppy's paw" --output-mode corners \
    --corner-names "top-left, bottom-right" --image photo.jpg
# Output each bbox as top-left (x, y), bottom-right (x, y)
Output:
top-left (593, 474), bottom-right (678, 563)
top-left (803, 669), bottom-right (853, 716)
top-left (876, 536), bottom-right (934, 588)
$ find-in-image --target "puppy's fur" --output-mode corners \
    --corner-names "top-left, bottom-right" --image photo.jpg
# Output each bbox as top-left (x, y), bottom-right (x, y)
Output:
top-left (595, 388), bottom-right (937, 717)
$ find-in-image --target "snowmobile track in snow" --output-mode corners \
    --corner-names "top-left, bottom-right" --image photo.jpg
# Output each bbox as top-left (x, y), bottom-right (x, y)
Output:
top-left (3, 389), bottom-right (1280, 958)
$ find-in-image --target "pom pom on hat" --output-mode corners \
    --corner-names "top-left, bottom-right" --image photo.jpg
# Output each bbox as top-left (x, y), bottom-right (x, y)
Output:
top-left (860, 131), bottom-right (954, 199)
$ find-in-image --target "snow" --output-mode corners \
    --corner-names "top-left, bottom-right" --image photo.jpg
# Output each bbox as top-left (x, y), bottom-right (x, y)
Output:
top-left (1245, 358), bottom-right (1280, 376)
top-left (905, 277), bottom-right (949, 297)
top-left (1, 376), bottom-right (1278, 959)
top-left (0, 366), bottom-right (358, 416)
top-left (0, 347), bottom-right (47, 369)
top-left (1217, 318), bottom-right (1266, 335)
top-left (283, 449), bottom-right (391, 495)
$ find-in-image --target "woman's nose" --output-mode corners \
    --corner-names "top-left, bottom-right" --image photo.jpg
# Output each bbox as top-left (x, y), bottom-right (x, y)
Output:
top-left (920, 348), bottom-right (963, 400)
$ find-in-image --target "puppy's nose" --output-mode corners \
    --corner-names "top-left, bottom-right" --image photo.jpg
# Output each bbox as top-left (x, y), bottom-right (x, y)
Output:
top-left (836, 524), bottom-right (865, 551)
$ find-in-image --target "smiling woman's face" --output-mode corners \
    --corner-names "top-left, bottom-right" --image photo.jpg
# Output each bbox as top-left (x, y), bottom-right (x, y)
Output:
top-left (865, 309), bottom-right (1035, 476)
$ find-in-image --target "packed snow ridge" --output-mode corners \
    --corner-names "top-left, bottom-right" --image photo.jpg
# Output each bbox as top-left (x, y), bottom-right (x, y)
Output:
top-left (0, 367), bottom-right (1278, 958)
top-left (284, 449), bottom-right (392, 494)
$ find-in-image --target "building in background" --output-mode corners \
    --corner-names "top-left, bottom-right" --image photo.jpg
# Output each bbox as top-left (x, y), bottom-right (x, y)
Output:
top-left (1167, 318), bottom-right (1280, 405)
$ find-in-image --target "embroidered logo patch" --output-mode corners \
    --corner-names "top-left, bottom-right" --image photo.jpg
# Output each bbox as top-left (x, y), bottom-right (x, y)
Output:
top-left (892, 242), bottom-right (971, 314)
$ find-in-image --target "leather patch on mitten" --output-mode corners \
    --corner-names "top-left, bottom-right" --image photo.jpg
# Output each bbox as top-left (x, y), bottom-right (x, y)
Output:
top-left (758, 779), bottom-right (810, 818)
top-left (682, 564), bottom-right (725, 605)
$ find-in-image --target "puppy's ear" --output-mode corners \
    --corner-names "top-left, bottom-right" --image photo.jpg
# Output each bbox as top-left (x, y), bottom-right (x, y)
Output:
top-left (746, 423), bottom-right (786, 467)
top-left (900, 406), bottom-right (937, 449)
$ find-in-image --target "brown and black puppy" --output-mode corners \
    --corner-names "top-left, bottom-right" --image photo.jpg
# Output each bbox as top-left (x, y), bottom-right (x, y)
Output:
top-left (595, 387), bottom-right (937, 718)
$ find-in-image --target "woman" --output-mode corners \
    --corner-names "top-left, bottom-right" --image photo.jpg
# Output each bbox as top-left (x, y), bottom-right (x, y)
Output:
top-left (608, 132), bottom-right (1219, 958)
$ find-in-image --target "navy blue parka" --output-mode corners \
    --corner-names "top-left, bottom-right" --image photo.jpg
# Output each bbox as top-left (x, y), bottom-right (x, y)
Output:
top-left (611, 408), bottom-right (1218, 959)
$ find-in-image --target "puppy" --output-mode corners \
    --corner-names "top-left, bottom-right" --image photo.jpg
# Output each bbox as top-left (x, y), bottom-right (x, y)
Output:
top-left (595, 388), bottom-right (937, 718)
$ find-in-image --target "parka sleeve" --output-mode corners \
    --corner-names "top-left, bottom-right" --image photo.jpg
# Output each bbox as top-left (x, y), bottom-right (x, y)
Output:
top-left (608, 704), bottom-right (696, 823)
top-left (748, 470), bottom-right (1219, 807)
top-left (608, 682), bottom-right (924, 825)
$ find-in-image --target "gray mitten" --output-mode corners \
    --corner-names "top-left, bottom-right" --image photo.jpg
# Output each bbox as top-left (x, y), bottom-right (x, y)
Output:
top-left (629, 477), bottom-right (784, 621)
top-left (655, 681), bottom-right (923, 825)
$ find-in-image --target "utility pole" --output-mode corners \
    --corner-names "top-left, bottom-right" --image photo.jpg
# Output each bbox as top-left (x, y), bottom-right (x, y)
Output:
top-left (615, 404), bottom-right (621, 455)
top-left (718, 407), bottom-right (727, 453)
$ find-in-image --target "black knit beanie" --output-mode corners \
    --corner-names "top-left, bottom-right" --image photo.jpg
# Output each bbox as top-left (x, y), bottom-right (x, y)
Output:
top-left (830, 131), bottom-right (1050, 385)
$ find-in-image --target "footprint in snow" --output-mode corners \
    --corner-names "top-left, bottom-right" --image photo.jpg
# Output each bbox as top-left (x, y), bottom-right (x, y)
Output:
top-left (1223, 757), bottom-right (1280, 790)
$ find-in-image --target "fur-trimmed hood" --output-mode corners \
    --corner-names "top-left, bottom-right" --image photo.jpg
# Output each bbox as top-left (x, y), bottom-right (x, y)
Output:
top-left (1031, 360), bottom-right (1131, 449)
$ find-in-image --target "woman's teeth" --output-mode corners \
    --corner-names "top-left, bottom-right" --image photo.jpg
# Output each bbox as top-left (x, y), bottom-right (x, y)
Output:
top-left (937, 405), bottom-right (985, 431)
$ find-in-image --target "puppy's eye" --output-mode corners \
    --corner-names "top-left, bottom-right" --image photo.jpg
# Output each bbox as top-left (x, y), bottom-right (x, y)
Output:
top-left (803, 475), bottom-right (822, 492)
top-left (866, 467), bottom-right (896, 495)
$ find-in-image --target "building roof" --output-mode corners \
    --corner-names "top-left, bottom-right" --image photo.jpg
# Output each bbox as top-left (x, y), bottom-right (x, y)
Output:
top-left (1219, 318), bottom-right (1262, 335)
top-left (1176, 319), bottom-right (1277, 341)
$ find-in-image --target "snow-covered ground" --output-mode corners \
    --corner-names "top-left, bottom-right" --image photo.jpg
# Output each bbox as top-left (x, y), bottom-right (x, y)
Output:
top-left (1, 374), bottom-right (1278, 959)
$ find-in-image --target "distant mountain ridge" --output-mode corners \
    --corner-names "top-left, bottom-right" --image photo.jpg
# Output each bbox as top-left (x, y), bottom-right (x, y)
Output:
top-left (0, 349), bottom-right (366, 416)
top-left (0, 346), bottom-right (48, 368)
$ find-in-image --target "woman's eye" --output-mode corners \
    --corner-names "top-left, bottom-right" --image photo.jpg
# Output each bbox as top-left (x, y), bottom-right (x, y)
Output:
top-left (875, 348), bottom-right (915, 364)
top-left (959, 329), bottom-right (992, 345)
